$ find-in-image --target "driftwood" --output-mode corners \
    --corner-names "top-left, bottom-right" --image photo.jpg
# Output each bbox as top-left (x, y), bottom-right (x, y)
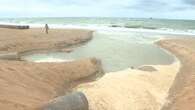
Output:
top-left (0, 24), bottom-right (29, 29)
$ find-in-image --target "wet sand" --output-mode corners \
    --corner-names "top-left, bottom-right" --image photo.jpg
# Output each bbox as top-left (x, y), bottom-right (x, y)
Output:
top-left (0, 28), bottom-right (103, 110)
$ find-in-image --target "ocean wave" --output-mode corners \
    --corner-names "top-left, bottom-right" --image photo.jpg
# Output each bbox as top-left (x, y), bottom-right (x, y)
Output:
top-left (0, 20), bottom-right (195, 36)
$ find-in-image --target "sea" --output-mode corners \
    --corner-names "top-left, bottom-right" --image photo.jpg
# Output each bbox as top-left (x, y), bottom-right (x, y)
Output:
top-left (0, 17), bottom-right (195, 34)
top-left (1, 17), bottom-right (194, 72)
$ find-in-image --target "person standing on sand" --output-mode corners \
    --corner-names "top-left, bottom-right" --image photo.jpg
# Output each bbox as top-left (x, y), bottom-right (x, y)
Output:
top-left (45, 24), bottom-right (49, 34)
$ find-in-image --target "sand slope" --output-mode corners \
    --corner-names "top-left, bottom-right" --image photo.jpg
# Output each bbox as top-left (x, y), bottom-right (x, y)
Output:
top-left (158, 38), bottom-right (195, 110)
top-left (0, 58), bottom-right (102, 110)
top-left (77, 61), bottom-right (180, 110)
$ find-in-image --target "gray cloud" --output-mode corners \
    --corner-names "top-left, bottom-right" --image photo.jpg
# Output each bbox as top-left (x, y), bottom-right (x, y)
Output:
top-left (45, 0), bottom-right (104, 6)
top-left (0, 0), bottom-right (195, 19)
top-left (137, 0), bottom-right (167, 6)
top-left (183, 0), bottom-right (195, 5)
top-left (123, 0), bottom-right (168, 11)
top-left (170, 0), bottom-right (195, 11)
top-left (123, 0), bottom-right (195, 12)
top-left (172, 5), bottom-right (195, 11)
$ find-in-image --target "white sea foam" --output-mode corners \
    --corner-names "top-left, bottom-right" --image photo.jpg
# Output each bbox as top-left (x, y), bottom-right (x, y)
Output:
top-left (34, 57), bottom-right (73, 63)
top-left (0, 20), bottom-right (195, 36)
top-left (36, 24), bottom-right (195, 36)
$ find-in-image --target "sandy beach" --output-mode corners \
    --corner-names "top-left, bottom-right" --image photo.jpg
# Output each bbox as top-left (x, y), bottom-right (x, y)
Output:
top-left (158, 38), bottom-right (195, 110)
top-left (0, 0), bottom-right (194, 109)
top-left (0, 28), bottom-right (93, 53)
top-left (0, 28), bottom-right (103, 110)
top-left (0, 27), bottom-right (195, 110)
top-left (75, 37), bottom-right (195, 110)
top-left (77, 57), bottom-right (180, 110)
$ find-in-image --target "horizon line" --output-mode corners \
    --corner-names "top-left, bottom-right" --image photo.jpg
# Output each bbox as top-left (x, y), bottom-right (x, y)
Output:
top-left (0, 17), bottom-right (195, 21)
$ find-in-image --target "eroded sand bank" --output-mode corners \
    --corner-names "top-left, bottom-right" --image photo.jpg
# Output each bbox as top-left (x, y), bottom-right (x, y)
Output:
top-left (77, 61), bottom-right (180, 110)
top-left (0, 28), bottom-right (104, 110)
top-left (0, 28), bottom-right (93, 53)
top-left (0, 58), bottom-right (103, 110)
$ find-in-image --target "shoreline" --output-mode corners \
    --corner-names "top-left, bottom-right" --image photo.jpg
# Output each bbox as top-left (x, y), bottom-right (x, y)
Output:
top-left (1, 23), bottom-right (195, 36)
top-left (155, 41), bottom-right (180, 65)
top-left (0, 27), bottom-right (194, 110)
top-left (75, 38), bottom-right (182, 110)
top-left (76, 36), bottom-right (195, 110)
top-left (0, 28), bottom-right (93, 60)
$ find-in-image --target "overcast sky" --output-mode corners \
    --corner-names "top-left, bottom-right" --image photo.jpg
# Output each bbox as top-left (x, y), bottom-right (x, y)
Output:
top-left (0, 0), bottom-right (195, 19)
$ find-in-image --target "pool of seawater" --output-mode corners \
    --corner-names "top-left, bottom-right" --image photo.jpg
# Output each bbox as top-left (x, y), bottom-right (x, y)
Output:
top-left (22, 30), bottom-right (175, 72)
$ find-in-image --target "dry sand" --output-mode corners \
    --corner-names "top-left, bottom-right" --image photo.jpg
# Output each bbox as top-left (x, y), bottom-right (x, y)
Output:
top-left (0, 28), bottom-right (93, 53)
top-left (0, 58), bottom-right (102, 110)
top-left (157, 38), bottom-right (195, 110)
top-left (77, 61), bottom-right (180, 110)
top-left (0, 28), bottom-right (103, 110)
